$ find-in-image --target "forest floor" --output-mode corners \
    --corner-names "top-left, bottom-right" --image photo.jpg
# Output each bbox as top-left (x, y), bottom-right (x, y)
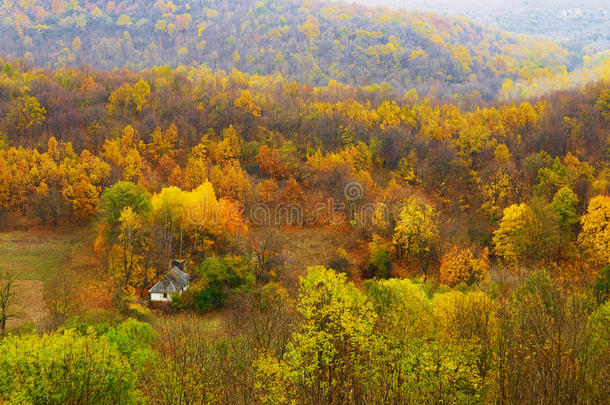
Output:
top-left (0, 224), bottom-right (109, 332)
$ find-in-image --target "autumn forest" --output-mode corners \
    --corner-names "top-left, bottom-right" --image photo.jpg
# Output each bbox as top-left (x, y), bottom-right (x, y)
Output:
top-left (0, 0), bottom-right (608, 404)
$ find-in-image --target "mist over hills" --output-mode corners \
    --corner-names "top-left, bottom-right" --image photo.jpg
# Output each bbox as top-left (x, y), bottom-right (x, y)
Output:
top-left (342, 0), bottom-right (609, 49)
top-left (0, 0), bottom-right (599, 99)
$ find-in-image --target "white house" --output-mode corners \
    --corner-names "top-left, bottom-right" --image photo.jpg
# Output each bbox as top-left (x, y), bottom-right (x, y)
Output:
top-left (149, 260), bottom-right (190, 302)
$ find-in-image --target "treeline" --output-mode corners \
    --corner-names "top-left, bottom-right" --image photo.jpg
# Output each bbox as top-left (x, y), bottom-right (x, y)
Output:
top-left (0, 0), bottom-right (598, 98)
top-left (1, 267), bottom-right (609, 403)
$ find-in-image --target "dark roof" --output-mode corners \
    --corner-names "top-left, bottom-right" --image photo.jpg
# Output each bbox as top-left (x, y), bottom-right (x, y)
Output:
top-left (149, 265), bottom-right (190, 294)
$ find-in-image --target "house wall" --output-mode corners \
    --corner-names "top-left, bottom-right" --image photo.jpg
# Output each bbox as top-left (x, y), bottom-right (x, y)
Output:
top-left (151, 292), bottom-right (171, 302)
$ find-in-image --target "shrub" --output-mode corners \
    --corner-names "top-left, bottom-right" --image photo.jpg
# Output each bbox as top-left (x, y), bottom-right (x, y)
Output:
top-left (365, 235), bottom-right (391, 279)
top-left (328, 247), bottom-right (351, 275)
top-left (591, 265), bottom-right (610, 304)
top-left (0, 329), bottom-right (139, 403)
top-left (192, 256), bottom-right (255, 312)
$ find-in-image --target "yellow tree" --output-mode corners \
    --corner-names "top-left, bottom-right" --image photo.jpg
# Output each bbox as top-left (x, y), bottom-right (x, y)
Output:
top-left (256, 178), bottom-right (279, 204)
top-left (183, 182), bottom-right (229, 255)
top-left (431, 290), bottom-right (497, 380)
top-left (480, 170), bottom-right (514, 221)
top-left (109, 206), bottom-right (147, 292)
top-left (578, 195), bottom-right (610, 270)
top-left (454, 124), bottom-right (496, 163)
top-left (234, 89), bottom-right (261, 117)
top-left (145, 124), bottom-right (178, 164)
top-left (215, 125), bottom-right (241, 165)
top-left (10, 157), bottom-right (29, 217)
top-left (34, 146), bottom-right (68, 227)
top-left (151, 186), bottom-right (190, 266)
top-left (209, 162), bottom-right (251, 204)
top-left (393, 198), bottom-right (439, 275)
top-left (397, 150), bottom-right (418, 184)
top-left (62, 176), bottom-right (100, 222)
top-left (439, 246), bottom-right (489, 286)
top-left (0, 156), bottom-right (13, 227)
top-left (5, 95), bottom-right (46, 145)
top-left (62, 149), bottom-right (110, 222)
top-left (77, 149), bottom-right (111, 186)
top-left (107, 79), bottom-right (151, 118)
top-left (182, 157), bottom-right (209, 191)
top-left (234, 89), bottom-right (261, 137)
top-left (492, 203), bottom-right (538, 267)
top-left (494, 144), bottom-right (512, 166)
top-left (103, 125), bottom-right (146, 182)
top-left (257, 266), bottom-right (376, 403)
top-left (595, 89), bottom-right (610, 122)
top-left (298, 16), bottom-right (320, 41)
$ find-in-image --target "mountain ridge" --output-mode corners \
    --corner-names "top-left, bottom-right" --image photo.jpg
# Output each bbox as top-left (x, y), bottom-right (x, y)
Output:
top-left (0, 0), bottom-right (595, 99)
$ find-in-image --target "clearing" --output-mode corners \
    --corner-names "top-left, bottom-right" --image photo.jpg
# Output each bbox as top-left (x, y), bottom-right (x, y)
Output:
top-left (0, 226), bottom-right (109, 332)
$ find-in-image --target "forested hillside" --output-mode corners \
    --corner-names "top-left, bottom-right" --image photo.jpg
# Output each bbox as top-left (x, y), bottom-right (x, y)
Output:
top-left (0, 57), bottom-right (608, 281)
top-left (0, 2), bottom-right (609, 403)
top-left (0, 0), bottom-right (605, 98)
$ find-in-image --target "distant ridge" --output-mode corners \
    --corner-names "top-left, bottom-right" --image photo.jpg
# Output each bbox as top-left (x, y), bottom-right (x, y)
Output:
top-left (0, 0), bottom-right (595, 98)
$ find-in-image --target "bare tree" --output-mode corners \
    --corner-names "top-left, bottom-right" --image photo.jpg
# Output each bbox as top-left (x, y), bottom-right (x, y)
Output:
top-left (0, 271), bottom-right (14, 336)
top-left (45, 275), bottom-right (75, 327)
top-left (249, 226), bottom-right (281, 272)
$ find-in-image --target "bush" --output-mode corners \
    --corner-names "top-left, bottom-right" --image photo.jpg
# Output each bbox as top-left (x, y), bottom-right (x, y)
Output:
top-left (0, 329), bottom-right (140, 403)
top-left (365, 236), bottom-right (391, 279)
top-left (328, 248), bottom-right (351, 275)
top-left (591, 265), bottom-right (610, 304)
top-left (192, 256), bottom-right (256, 312)
top-left (126, 303), bottom-right (153, 322)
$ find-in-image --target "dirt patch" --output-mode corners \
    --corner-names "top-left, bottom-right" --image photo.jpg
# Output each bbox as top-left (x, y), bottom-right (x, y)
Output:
top-left (5, 279), bottom-right (52, 332)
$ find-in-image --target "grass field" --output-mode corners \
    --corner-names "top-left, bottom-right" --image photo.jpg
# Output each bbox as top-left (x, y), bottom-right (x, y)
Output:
top-left (1, 226), bottom-right (110, 332)
top-left (0, 228), bottom-right (91, 282)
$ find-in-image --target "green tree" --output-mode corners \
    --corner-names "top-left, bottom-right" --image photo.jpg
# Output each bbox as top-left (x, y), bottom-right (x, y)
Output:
top-left (367, 235), bottom-right (391, 279)
top-left (98, 181), bottom-right (151, 241)
top-left (551, 186), bottom-right (579, 232)
top-left (257, 266), bottom-right (377, 404)
top-left (0, 329), bottom-right (139, 403)
top-left (191, 256), bottom-right (255, 312)
top-left (364, 277), bottom-right (432, 340)
top-left (591, 265), bottom-right (610, 304)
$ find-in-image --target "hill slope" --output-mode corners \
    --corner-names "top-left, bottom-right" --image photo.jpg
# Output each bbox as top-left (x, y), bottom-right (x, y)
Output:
top-left (0, 0), bottom-right (582, 98)
top-left (348, 0), bottom-right (610, 49)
